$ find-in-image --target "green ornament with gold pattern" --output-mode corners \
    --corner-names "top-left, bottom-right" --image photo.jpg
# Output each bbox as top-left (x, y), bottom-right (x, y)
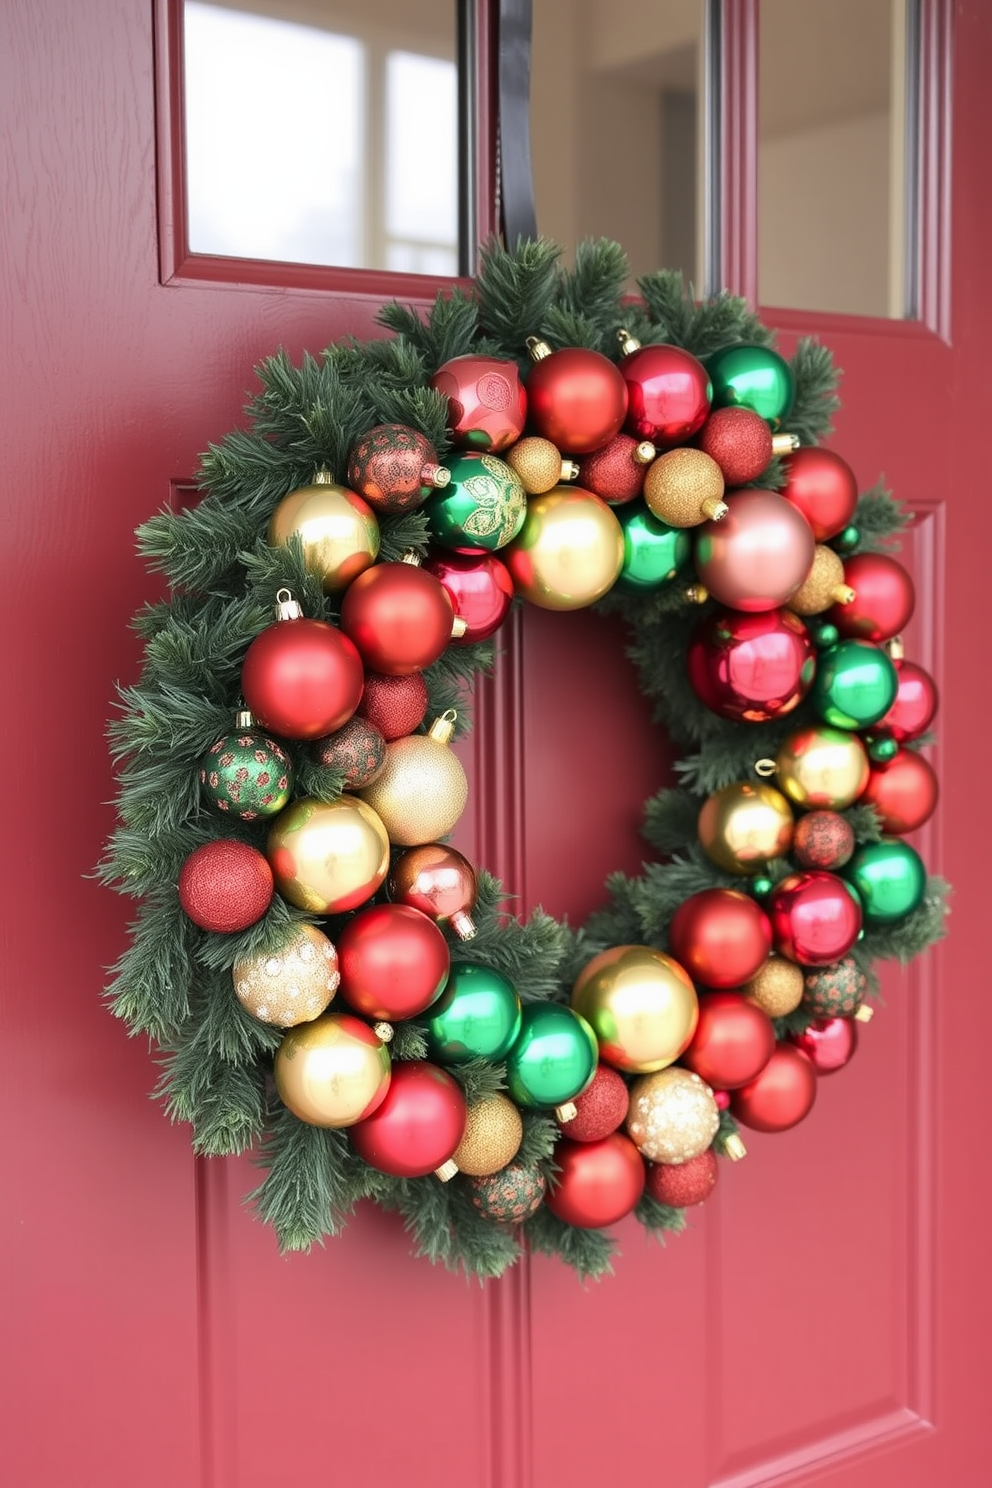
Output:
top-left (426, 452), bottom-right (527, 553)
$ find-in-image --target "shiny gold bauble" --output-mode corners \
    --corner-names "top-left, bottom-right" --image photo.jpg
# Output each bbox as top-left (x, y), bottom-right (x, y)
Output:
top-left (359, 715), bottom-right (468, 846)
top-left (274, 1012), bottom-right (392, 1127)
top-left (742, 955), bottom-right (805, 1017)
top-left (503, 485), bottom-right (624, 610)
top-left (504, 437), bottom-right (577, 495)
top-left (626, 1066), bottom-right (720, 1164)
top-left (452, 1094), bottom-right (524, 1176)
top-left (788, 545), bottom-right (856, 616)
top-left (268, 471), bottom-right (380, 592)
top-left (232, 922), bottom-right (340, 1027)
top-left (643, 448), bottom-right (728, 527)
top-left (773, 725), bottom-right (871, 811)
top-left (698, 781), bottom-right (795, 875)
top-left (571, 944), bottom-right (699, 1074)
top-left (266, 795), bottom-right (390, 913)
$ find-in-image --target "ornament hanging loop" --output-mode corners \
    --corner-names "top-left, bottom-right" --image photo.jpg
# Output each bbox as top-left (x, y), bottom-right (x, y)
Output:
top-left (754, 758), bottom-right (778, 778)
top-left (274, 589), bottom-right (303, 620)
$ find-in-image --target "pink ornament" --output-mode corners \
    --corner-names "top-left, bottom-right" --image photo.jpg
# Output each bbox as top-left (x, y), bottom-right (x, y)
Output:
top-left (792, 1017), bottom-right (859, 1075)
top-left (687, 608), bottom-right (816, 722)
top-left (423, 549), bottom-right (514, 643)
top-left (693, 488), bottom-right (816, 612)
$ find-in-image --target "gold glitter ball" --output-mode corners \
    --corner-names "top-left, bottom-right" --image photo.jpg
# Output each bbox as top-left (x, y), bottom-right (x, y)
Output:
top-left (232, 922), bottom-right (340, 1028)
top-left (788, 544), bottom-right (852, 616)
top-left (643, 448), bottom-right (727, 527)
top-left (742, 955), bottom-right (805, 1017)
top-left (626, 1066), bottom-right (720, 1164)
top-left (359, 733), bottom-right (468, 846)
top-left (453, 1094), bottom-right (524, 1177)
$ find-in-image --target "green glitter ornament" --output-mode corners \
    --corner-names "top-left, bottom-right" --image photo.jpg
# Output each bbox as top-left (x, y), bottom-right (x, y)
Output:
top-left (615, 501), bottom-right (691, 592)
top-left (200, 711), bottom-right (294, 819)
top-left (811, 639), bottom-right (898, 730)
top-left (423, 962), bottom-right (523, 1064)
top-left (426, 452), bottom-right (527, 552)
top-left (844, 839), bottom-right (927, 925)
top-left (704, 343), bottom-right (796, 427)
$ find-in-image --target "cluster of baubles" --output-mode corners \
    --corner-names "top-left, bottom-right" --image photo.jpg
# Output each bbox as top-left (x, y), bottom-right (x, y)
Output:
top-left (175, 329), bottom-right (938, 1233)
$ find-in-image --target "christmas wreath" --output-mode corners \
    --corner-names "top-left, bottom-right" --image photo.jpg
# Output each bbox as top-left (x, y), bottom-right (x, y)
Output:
top-left (102, 237), bottom-right (948, 1280)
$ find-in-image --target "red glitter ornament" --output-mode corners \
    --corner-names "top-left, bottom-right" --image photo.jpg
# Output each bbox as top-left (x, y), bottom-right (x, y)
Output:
top-left (347, 423), bottom-right (448, 515)
top-left (340, 561), bottom-right (455, 675)
top-left (875, 659), bottom-right (938, 743)
top-left (687, 608), bottom-right (816, 722)
top-left (697, 406), bottom-right (774, 485)
top-left (791, 810), bottom-right (856, 870)
top-left (791, 1017), bottom-right (859, 1075)
top-left (645, 1149), bottom-right (718, 1207)
top-left (178, 839), bottom-right (274, 933)
top-left (558, 1064), bottom-right (631, 1142)
top-left (577, 433), bottom-right (656, 505)
top-left (861, 749), bottom-right (939, 834)
top-left (828, 552), bottom-right (915, 643)
top-left (524, 340), bottom-right (628, 455)
top-left (358, 671), bottom-right (429, 740)
top-left (731, 1044), bottom-right (817, 1132)
top-left (241, 594), bottom-right (364, 740)
top-left (423, 549), bottom-right (514, 643)
top-left (349, 1061), bottom-right (467, 1177)
top-left (617, 333), bottom-right (711, 447)
top-left (779, 446), bottom-right (859, 541)
top-left (430, 354), bottom-right (528, 453)
top-left (680, 992), bottom-right (776, 1090)
top-left (768, 871), bottom-right (863, 966)
top-left (544, 1133), bottom-right (646, 1228)
top-left (337, 903), bottom-right (451, 1022)
top-left (668, 889), bottom-right (773, 989)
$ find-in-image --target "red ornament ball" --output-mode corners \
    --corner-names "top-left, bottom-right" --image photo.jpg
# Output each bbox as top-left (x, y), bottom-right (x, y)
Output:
top-left (358, 671), bottom-right (429, 740)
top-left (680, 992), bottom-right (776, 1090)
top-left (310, 716), bottom-right (386, 790)
top-left (697, 406), bottom-right (774, 485)
top-left (876, 660), bottom-right (938, 743)
top-left (340, 561), bottom-right (454, 675)
top-left (645, 1148), bottom-right (718, 1208)
top-left (423, 549), bottom-right (514, 643)
top-left (668, 888), bottom-right (773, 989)
top-left (861, 749), bottom-right (938, 835)
top-left (558, 1064), bottom-right (631, 1142)
top-left (577, 433), bottom-right (655, 505)
top-left (241, 613), bottom-right (364, 740)
top-left (792, 1016), bottom-right (859, 1075)
top-left (768, 871), bottom-right (863, 966)
top-left (791, 810), bottom-right (856, 870)
top-left (731, 1044), bottom-right (817, 1132)
top-left (525, 345), bottom-right (628, 455)
top-left (687, 607), bottom-right (816, 722)
top-left (619, 339), bottom-right (711, 447)
top-left (829, 552), bottom-right (915, 643)
top-left (349, 1061), bottom-right (467, 1177)
top-left (347, 423), bottom-right (447, 515)
top-left (779, 446), bottom-right (859, 541)
top-left (336, 903), bottom-right (451, 1022)
top-left (430, 354), bottom-right (527, 453)
top-left (178, 839), bottom-right (274, 933)
top-left (544, 1132), bottom-right (646, 1229)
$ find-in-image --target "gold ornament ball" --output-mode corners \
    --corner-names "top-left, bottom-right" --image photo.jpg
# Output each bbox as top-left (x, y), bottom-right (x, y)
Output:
top-left (268, 471), bottom-right (380, 593)
top-left (774, 725), bottom-right (870, 811)
top-left (504, 436), bottom-right (575, 495)
top-left (503, 485), bottom-right (624, 610)
top-left (232, 922), bottom-right (340, 1027)
top-left (274, 1012), bottom-right (392, 1127)
top-left (742, 955), bottom-right (805, 1017)
top-left (266, 795), bottom-right (390, 913)
top-left (643, 448), bottom-right (728, 527)
top-left (698, 781), bottom-right (795, 876)
top-left (626, 1066), bottom-right (720, 1164)
top-left (452, 1094), bottom-right (524, 1176)
top-left (789, 545), bottom-right (856, 616)
top-left (359, 716), bottom-right (468, 846)
top-left (571, 944), bottom-right (699, 1074)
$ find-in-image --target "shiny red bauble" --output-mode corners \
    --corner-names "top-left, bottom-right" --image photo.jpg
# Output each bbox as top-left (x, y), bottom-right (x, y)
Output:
top-left (525, 346), bottom-right (628, 455)
top-left (680, 992), bottom-right (776, 1090)
top-left (430, 354), bottom-right (527, 453)
top-left (828, 552), bottom-right (915, 643)
top-left (645, 1149), bottom-right (718, 1208)
top-left (731, 1044), bottom-right (817, 1132)
top-left (241, 615), bottom-right (364, 739)
top-left (619, 341), bottom-right (711, 447)
top-left (348, 1061), bottom-right (467, 1177)
top-left (578, 434), bottom-right (654, 504)
top-left (875, 660), bottom-right (938, 742)
top-left (336, 903), bottom-right (451, 1022)
top-left (861, 749), bottom-right (939, 834)
top-left (544, 1132), bottom-right (646, 1228)
top-left (178, 839), bottom-right (273, 932)
top-left (687, 608), bottom-right (816, 722)
top-left (791, 810), bottom-right (856, 870)
top-left (791, 1017), bottom-right (859, 1075)
top-left (668, 889), bottom-right (773, 989)
top-left (779, 446), bottom-right (859, 541)
top-left (340, 562), bottom-right (454, 675)
top-left (768, 871), bottom-right (863, 966)
top-left (558, 1064), bottom-right (631, 1142)
top-left (423, 549), bottom-right (514, 643)
top-left (358, 671), bottom-right (429, 740)
top-left (697, 407), bottom-right (773, 485)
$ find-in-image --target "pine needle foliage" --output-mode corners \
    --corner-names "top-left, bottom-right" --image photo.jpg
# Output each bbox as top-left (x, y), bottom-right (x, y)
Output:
top-left (103, 237), bottom-right (947, 1283)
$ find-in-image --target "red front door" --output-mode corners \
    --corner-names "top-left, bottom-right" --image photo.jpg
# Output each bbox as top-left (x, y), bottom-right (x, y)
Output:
top-left (2, 2), bottom-right (988, 1485)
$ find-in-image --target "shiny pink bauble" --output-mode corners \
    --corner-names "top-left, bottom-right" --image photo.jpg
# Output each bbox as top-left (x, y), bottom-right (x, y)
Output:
top-left (779, 446), bottom-right (859, 541)
top-left (731, 1044), bottom-right (817, 1132)
top-left (828, 552), bottom-right (916, 643)
top-left (876, 660), bottom-right (939, 743)
top-left (768, 871), bottom-right (863, 966)
top-left (423, 549), bottom-right (514, 643)
top-left (544, 1132), bottom-right (646, 1228)
top-left (861, 749), bottom-right (939, 835)
top-left (619, 342), bottom-right (711, 448)
top-left (687, 608), bottom-right (816, 721)
top-left (348, 1061), bottom-right (467, 1177)
top-left (693, 488), bottom-right (816, 613)
top-left (668, 888), bottom-right (773, 989)
top-left (430, 354), bottom-right (527, 453)
top-left (525, 347), bottom-right (628, 455)
top-left (791, 1017), bottom-right (859, 1075)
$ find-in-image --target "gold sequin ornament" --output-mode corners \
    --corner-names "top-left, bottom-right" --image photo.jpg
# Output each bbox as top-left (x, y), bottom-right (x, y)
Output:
top-left (451, 1094), bottom-right (524, 1176)
top-left (359, 711), bottom-right (468, 846)
top-left (504, 436), bottom-right (579, 495)
top-left (644, 448), bottom-right (728, 527)
top-left (626, 1066), bottom-right (720, 1164)
top-left (232, 922), bottom-right (340, 1027)
top-left (788, 544), bottom-right (857, 616)
top-left (742, 955), bottom-right (806, 1017)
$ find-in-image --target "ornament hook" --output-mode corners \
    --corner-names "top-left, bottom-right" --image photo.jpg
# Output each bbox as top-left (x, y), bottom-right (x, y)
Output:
top-left (754, 758), bottom-right (777, 778)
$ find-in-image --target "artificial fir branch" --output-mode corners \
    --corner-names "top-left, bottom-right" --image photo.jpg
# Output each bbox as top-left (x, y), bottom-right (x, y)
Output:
top-left (553, 237), bottom-right (631, 351)
top-left (475, 235), bottom-right (562, 356)
top-left (524, 1207), bottom-right (616, 1279)
top-left (250, 1107), bottom-right (362, 1248)
top-left (635, 1192), bottom-right (688, 1239)
top-left (787, 337), bottom-right (841, 446)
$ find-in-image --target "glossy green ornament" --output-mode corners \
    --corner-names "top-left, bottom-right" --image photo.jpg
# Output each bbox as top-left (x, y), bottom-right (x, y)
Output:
top-left (809, 621), bottom-right (840, 650)
top-left (750, 875), bottom-right (775, 899)
top-left (200, 714), bottom-right (294, 819)
top-left (868, 735), bottom-right (900, 763)
top-left (615, 501), bottom-right (691, 592)
top-left (704, 343), bottom-right (796, 427)
top-left (844, 839), bottom-right (926, 925)
top-left (505, 1003), bottom-right (598, 1109)
top-left (811, 639), bottom-right (898, 729)
top-left (423, 962), bottom-right (523, 1064)
top-left (834, 524), bottom-right (861, 553)
top-left (425, 452), bottom-right (527, 552)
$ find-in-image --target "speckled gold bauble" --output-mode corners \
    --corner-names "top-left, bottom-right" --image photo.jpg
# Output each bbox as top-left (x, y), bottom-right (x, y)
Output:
top-left (504, 437), bottom-right (577, 495)
top-left (503, 485), bottom-right (624, 610)
top-left (232, 922), bottom-right (340, 1027)
top-left (741, 955), bottom-right (805, 1017)
top-left (698, 781), bottom-right (795, 876)
top-left (268, 470), bottom-right (380, 592)
top-left (571, 944), bottom-right (698, 1073)
top-left (452, 1094), bottom-right (524, 1176)
top-left (266, 796), bottom-right (390, 912)
top-left (772, 725), bottom-right (870, 811)
top-left (358, 713), bottom-right (468, 846)
top-left (274, 1013), bottom-right (392, 1127)
top-left (643, 448), bottom-right (728, 527)
top-left (626, 1067), bottom-right (720, 1164)
top-left (788, 545), bottom-right (856, 616)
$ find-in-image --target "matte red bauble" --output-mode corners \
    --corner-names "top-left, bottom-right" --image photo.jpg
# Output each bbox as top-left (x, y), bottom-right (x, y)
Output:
top-left (668, 889), bottom-right (773, 989)
top-left (792, 810), bottom-right (856, 870)
top-left (875, 660), bottom-right (938, 743)
top-left (430, 354), bottom-right (527, 453)
top-left (645, 1149), bottom-right (718, 1208)
top-left (828, 552), bottom-right (915, 643)
top-left (577, 433), bottom-right (655, 504)
top-left (768, 871), bottom-right (863, 966)
top-left (861, 749), bottom-right (939, 834)
top-left (358, 671), bottom-right (429, 740)
top-left (731, 1044), bottom-right (817, 1132)
top-left (241, 598), bottom-right (364, 740)
top-left (423, 549), bottom-right (514, 643)
top-left (558, 1064), bottom-right (631, 1142)
top-left (681, 992), bottom-right (776, 1090)
top-left (336, 903), bottom-right (451, 1022)
top-left (697, 406), bottom-right (774, 485)
top-left (524, 341), bottom-right (628, 455)
top-left (544, 1133), bottom-right (646, 1228)
top-left (779, 446), bottom-right (859, 541)
top-left (687, 608), bottom-right (815, 722)
top-left (348, 1061), bottom-right (467, 1177)
top-left (693, 488), bottom-right (816, 612)
top-left (792, 1017), bottom-right (859, 1075)
top-left (340, 562), bottom-right (455, 675)
top-left (617, 334), bottom-right (711, 447)
top-left (178, 839), bottom-right (273, 933)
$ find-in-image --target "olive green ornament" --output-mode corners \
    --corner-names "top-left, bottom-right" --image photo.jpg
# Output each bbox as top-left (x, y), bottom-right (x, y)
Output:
top-left (504, 1003), bottom-right (598, 1110)
top-left (811, 639), bottom-right (898, 730)
top-left (844, 839), bottom-right (927, 925)
top-left (704, 343), bottom-right (796, 426)
top-left (615, 501), bottom-right (691, 592)
top-left (423, 962), bottom-right (523, 1064)
top-left (425, 452), bottom-right (527, 552)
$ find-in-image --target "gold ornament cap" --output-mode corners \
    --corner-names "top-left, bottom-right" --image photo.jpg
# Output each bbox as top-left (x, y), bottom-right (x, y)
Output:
top-left (854, 1005), bottom-right (875, 1024)
top-left (772, 433), bottom-right (801, 454)
top-left (313, 468), bottom-right (335, 485)
top-left (428, 709), bottom-right (458, 745)
top-left (887, 635), bottom-right (906, 661)
top-left (235, 707), bottom-right (255, 729)
top-left (685, 584), bottom-right (709, 605)
top-left (635, 441), bottom-right (656, 464)
top-left (525, 336), bottom-right (553, 362)
top-left (435, 1160), bottom-right (459, 1182)
top-left (555, 1102), bottom-right (578, 1124)
top-left (723, 1133), bottom-right (748, 1162)
top-left (423, 463), bottom-right (450, 489)
top-left (450, 910), bottom-right (477, 941)
top-left (401, 549), bottom-right (423, 567)
top-left (373, 1021), bottom-right (395, 1042)
top-left (274, 588), bottom-right (304, 621)
top-left (617, 328), bottom-right (641, 355)
top-left (560, 459), bottom-right (580, 481)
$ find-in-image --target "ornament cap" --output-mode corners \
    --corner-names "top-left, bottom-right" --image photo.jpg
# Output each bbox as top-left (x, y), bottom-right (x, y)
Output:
top-left (560, 459), bottom-right (580, 481)
top-left (313, 467), bottom-right (335, 485)
top-left (435, 1159), bottom-right (459, 1182)
top-left (450, 615), bottom-right (469, 639)
top-left (373, 1021), bottom-right (395, 1042)
top-left (853, 1005), bottom-right (875, 1024)
top-left (886, 634), bottom-right (906, 661)
top-left (617, 327), bottom-right (641, 355)
top-left (234, 707), bottom-right (254, 729)
top-left (525, 336), bottom-right (552, 362)
top-left (422, 463), bottom-right (451, 488)
top-left (700, 496), bottom-right (729, 522)
top-left (723, 1133), bottom-right (748, 1162)
top-left (634, 441), bottom-right (657, 465)
top-left (274, 588), bottom-right (303, 621)
top-left (450, 909), bottom-right (477, 941)
top-left (555, 1101), bottom-right (578, 1124)
top-left (401, 549), bottom-right (423, 567)
top-left (771, 432), bottom-right (801, 455)
top-left (427, 709), bottom-right (458, 745)
top-left (833, 584), bottom-right (857, 605)
top-left (685, 584), bottom-right (709, 605)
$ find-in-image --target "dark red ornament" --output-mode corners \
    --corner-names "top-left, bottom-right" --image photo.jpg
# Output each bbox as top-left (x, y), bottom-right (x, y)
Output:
top-left (430, 354), bottom-right (527, 453)
top-left (617, 335), bottom-right (711, 448)
top-left (861, 749), bottom-right (938, 835)
top-left (791, 810), bottom-right (856, 870)
top-left (358, 671), bottom-right (429, 740)
top-left (791, 1017), bottom-right (859, 1075)
top-left (340, 561), bottom-right (454, 675)
top-left (423, 549), bottom-right (514, 644)
top-left (558, 1064), bottom-right (630, 1142)
top-left (668, 889), bottom-right (773, 990)
top-left (687, 608), bottom-right (816, 722)
top-left (525, 341), bottom-right (628, 455)
top-left (241, 598), bottom-right (364, 740)
top-left (347, 423), bottom-right (448, 515)
top-left (875, 659), bottom-right (938, 743)
top-left (349, 1061), bottom-right (467, 1177)
top-left (731, 1044), bottom-right (817, 1132)
top-left (680, 992), bottom-right (776, 1090)
top-left (544, 1132), bottom-right (646, 1228)
top-left (697, 407), bottom-right (774, 485)
top-left (310, 715), bottom-right (386, 790)
top-left (828, 552), bottom-right (915, 643)
top-left (577, 433), bottom-right (655, 505)
top-left (768, 871), bottom-right (863, 966)
top-left (779, 446), bottom-right (859, 541)
top-left (178, 839), bottom-right (274, 933)
top-left (645, 1149), bottom-right (718, 1208)
top-left (336, 903), bottom-right (450, 1022)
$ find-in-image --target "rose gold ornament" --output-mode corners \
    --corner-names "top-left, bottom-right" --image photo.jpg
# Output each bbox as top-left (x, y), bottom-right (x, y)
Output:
top-left (268, 470), bottom-right (380, 592)
top-left (232, 922), bottom-right (340, 1027)
top-left (693, 488), bottom-right (816, 612)
top-left (388, 842), bottom-right (478, 940)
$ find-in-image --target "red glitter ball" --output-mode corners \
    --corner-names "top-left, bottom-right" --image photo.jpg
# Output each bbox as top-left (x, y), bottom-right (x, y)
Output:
top-left (697, 407), bottom-right (773, 485)
top-left (645, 1149), bottom-right (718, 1208)
top-left (357, 671), bottom-right (429, 740)
top-left (557, 1064), bottom-right (630, 1142)
top-left (577, 434), bottom-right (653, 505)
top-left (792, 810), bottom-right (856, 870)
top-left (178, 839), bottom-right (274, 933)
